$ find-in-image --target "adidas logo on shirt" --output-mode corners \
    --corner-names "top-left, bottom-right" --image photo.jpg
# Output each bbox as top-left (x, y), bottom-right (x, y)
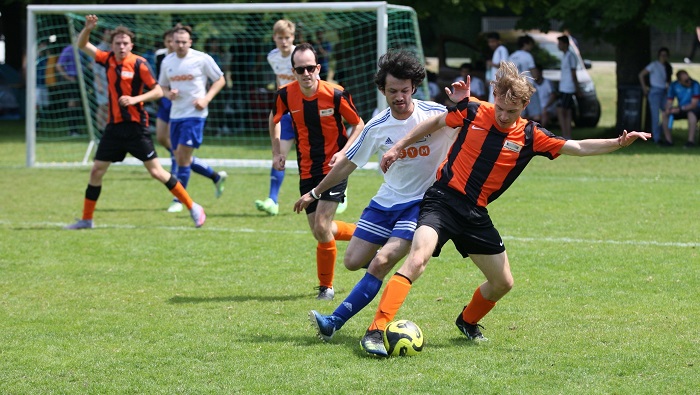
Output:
top-left (384, 137), bottom-right (394, 145)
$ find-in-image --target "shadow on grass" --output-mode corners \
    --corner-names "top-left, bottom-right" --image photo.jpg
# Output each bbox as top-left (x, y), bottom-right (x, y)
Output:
top-left (167, 293), bottom-right (310, 304)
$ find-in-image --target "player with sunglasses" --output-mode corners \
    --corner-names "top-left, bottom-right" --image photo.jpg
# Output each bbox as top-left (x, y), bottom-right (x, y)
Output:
top-left (268, 43), bottom-right (365, 300)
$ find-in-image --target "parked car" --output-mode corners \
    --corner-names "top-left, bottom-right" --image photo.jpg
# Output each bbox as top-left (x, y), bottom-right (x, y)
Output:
top-left (429, 30), bottom-right (601, 127)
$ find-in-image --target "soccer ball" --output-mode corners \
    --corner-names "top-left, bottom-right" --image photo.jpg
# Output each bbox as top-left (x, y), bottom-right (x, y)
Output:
top-left (383, 319), bottom-right (424, 357)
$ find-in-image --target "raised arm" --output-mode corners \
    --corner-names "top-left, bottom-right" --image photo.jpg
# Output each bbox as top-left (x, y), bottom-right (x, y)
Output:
top-left (77, 14), bottom-right (99, 59)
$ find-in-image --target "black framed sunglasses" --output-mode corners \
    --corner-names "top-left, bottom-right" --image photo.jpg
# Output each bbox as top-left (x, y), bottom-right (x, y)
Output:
top-left (293, 65), bottom-right (318, 74)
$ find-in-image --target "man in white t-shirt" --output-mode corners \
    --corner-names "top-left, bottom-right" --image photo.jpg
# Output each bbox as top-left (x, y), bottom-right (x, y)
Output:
top-left (486, 32), bottom-right (509, 103)
top-left (557, 35), bottom-right (580, 139)
top-left (509, 35), bottom-right (541, 122)
top-left (159, 25), bottom-right (227, 204)
top-left (298, 49), bottom-right (468, 344)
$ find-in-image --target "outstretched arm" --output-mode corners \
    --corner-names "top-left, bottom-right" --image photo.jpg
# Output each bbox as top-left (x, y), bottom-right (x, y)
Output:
top-left (559, 130), bottom-right (651, 156)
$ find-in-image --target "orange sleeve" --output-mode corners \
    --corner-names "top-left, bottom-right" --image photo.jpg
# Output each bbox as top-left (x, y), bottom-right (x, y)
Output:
top-left (533, 126), bottom-right (567, 158)
top-left (139, 58), bottom-right (157, 89)
top-left (445, 107), bottom-right (467, 128)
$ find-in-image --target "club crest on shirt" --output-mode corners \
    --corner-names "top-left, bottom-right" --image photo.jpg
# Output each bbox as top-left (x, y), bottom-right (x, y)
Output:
top-left (121, 71), bottom-right (134, 79)
top-left (319, 108), bottom-right (334, 117)
top-left (503, 140), bottom-right (522, 153)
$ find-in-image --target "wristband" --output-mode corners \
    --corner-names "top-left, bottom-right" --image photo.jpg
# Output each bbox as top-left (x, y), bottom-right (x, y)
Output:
top-left (310, 188), bottom-right (321, 200)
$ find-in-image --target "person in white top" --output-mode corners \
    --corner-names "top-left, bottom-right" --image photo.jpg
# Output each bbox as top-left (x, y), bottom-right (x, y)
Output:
top-left (557, 35), bottom-right (580, 139)
top-left (486, 32), bottom-right (509, 103)
top-left (158, 24), bottom-right (227, 204)
top-left (299, 49), bottom-right (468, 342)
top-left (508, 35), bottom-right (541, 122)
top-left (254, 19), bottom-right (297, 216)
top-left (532, 64), bottom-right (557, 128)
top-left (638, 47), bottom-right (671, 144)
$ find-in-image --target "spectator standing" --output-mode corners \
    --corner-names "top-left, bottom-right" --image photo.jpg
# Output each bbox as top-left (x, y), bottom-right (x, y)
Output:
top-left (508, 35), bottom-right (541, 122)
top-left (638, 47), bottom-right (672, 145)
top-left (532, 64), bottom-right (557, 128)
top-left (56, 42), bottom-right (82, 135)
top-left (683, 26), bottom-right (700, 64)
top-left (556, 35), bottom-right (580, 139)
top-left (312, 29), bottom-right (332, 81)
top-left (485, 32), bottom-right (508, 103)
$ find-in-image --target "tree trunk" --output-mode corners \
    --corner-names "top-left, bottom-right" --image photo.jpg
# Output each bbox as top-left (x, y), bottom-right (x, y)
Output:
top-left (614, 20), bottom-right (651, 132)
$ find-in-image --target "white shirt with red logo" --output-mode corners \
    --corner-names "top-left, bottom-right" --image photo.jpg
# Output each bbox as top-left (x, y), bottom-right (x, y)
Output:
top-left (345, 100), bottom-right (458, 210)
top-left (159, 49), bottom-right (224, 120)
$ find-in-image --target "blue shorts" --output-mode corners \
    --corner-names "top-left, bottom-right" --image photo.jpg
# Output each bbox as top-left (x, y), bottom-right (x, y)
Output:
top-left (281, 113), bottom-right (294, 140)
top-left (170, 118), bottom-right (205, 150)
top-left (354, 202), bottom-right (420, 245)
top-left (156, 98), bottom-right (172, 122)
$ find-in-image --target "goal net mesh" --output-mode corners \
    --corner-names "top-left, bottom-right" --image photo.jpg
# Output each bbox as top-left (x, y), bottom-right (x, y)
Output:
top-left (28, 4), bottom-right (425, 166)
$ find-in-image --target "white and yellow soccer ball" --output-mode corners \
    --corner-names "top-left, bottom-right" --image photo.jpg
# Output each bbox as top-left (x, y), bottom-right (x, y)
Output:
top-left (383, 319), bottom-right (424, 357)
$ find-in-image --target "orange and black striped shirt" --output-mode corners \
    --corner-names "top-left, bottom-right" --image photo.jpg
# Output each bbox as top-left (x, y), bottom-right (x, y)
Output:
top-left (272, 80), bottom-right (361, 180)
top-left (94, 50), bottom-right (158, 127)
top-left (439, 98), bottom-right (567, 207)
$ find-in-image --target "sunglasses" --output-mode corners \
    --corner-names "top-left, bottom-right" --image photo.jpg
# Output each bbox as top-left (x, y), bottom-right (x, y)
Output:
top-left (293, 65), bottom-right (318, 74)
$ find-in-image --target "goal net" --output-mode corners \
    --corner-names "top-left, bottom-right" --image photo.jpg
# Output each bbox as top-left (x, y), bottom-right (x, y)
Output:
top-left (26, 2), bottom-right (425, 167)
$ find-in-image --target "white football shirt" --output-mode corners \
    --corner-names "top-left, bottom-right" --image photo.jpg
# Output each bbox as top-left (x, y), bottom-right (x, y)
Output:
top-left (345, 100), bottom-right (458, 210)
top-left (267, 46), bottom-right (296, 88)
top-left (159, 49), bottom-right (224, 120)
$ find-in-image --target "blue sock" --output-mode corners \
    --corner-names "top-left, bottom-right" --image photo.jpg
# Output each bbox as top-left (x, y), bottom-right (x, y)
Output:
top-left (269, 168), bottom-right (285, 203)
top-left (176, 165), bottom-right (191, 190)
top-left (191, 156), bottom-right (218, 182)
top-left (332, 272), bottom-right (383, 326)
top-left (168, 149), bottom-right (178, 175)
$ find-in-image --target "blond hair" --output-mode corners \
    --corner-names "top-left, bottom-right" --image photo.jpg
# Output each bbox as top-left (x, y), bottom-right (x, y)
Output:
top-left (491, 61), bottom-right (535, 105)
top-left (272, 19), bottom-right (295, 36)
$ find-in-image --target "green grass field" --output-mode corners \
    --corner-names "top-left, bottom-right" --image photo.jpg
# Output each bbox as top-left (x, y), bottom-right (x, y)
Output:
top-left (1, 62), bottom-right (700, 393)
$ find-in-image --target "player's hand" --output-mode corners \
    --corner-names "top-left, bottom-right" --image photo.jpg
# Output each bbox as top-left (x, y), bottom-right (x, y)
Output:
top-left (193, 98), bottom-right (209, 111)
top-left (85, 15), bottom-right (98, 30)
top-left (169, 89), bottom-right (179, 100)
top-left (329, 152), bottom-right (342, 167)
top-left (272, 153), bottom-right (286, 171)
top-left (118, 95), bottom-right (135, 107)
top-left (618, 130), bottom-right (651, 147)
top-left (446, 77), bottom-right (470, 103)
top-left (293, 193), bottom-right (314, 214)
top-left (380, 147), bottom-right (400, 173)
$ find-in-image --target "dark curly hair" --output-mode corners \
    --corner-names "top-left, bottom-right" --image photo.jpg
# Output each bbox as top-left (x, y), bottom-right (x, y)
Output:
top-left (374, 49), bottom-right (425, 92)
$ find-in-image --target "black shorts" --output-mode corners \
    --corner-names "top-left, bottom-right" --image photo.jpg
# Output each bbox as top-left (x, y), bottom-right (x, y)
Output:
top-left (94, 122), bottom-right (158, 163)
top-left (418, 185), bottom-right (506, 258)
top-left (299, 176), bottom-right (347, 214)
top-left (557, 92), bottom-right (577, 110)
top-left (674, 108), bottom-right (700, 119)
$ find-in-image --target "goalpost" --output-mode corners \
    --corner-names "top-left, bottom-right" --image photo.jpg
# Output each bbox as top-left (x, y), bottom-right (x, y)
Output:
top-left (25, 2), bottom-right (426, 167)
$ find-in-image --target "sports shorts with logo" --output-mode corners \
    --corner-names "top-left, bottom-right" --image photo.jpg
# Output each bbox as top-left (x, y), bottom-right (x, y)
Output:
top-left (418, 184), bottom-right (506, 257)
top-left (95, 121), bottom-right (158, 163)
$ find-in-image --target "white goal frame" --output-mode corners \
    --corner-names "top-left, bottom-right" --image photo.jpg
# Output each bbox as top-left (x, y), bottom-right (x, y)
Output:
top-left (26, 2), bottom-right (421, 167)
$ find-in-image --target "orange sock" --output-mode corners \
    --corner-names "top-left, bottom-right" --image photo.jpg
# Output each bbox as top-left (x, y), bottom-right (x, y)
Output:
top-left (317, 240), bottom-right (336, 288)
top-left (169, 181), bottom-right (194, 210)
top-left (369, 273), bottom-right (412, 331)
top-left (461, 287), bottom-right (497, 325)
top-left (333, 220), bottom-right (356, 241)
top-left (82, 198), bottom-right (97, 220)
